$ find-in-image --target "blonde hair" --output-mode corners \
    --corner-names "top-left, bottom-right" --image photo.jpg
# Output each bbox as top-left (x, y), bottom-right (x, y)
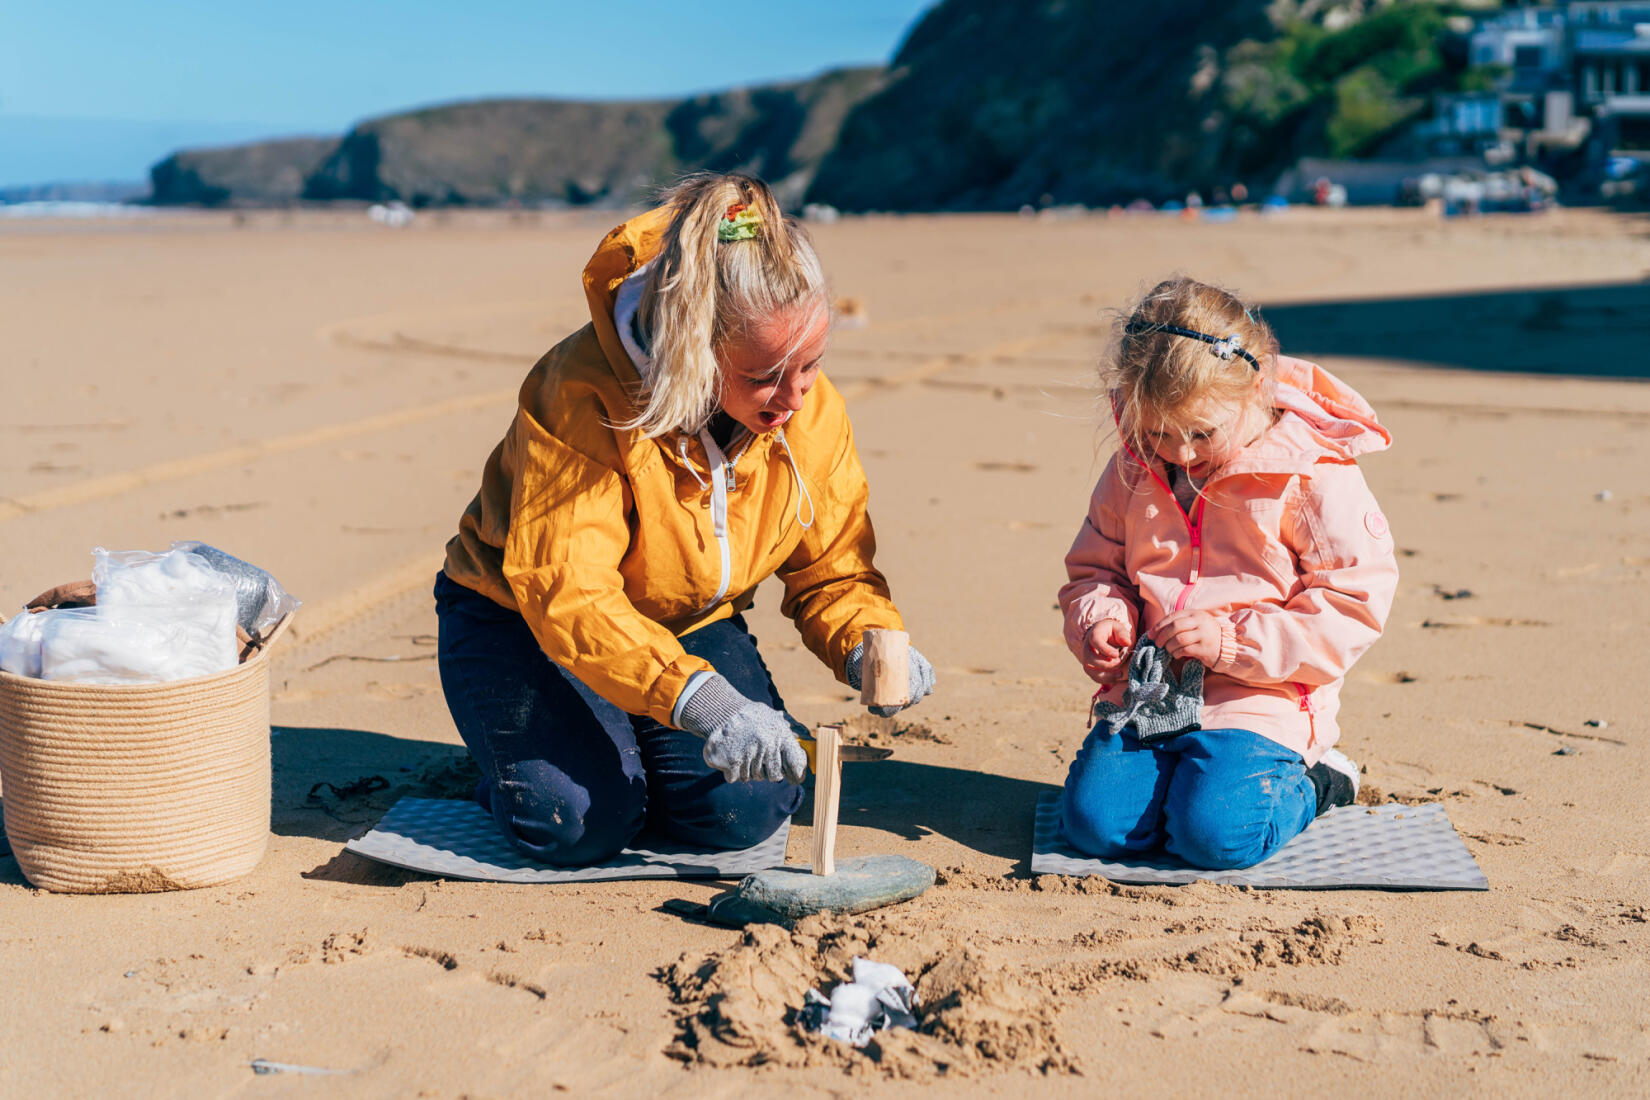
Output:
top-left (1109, 277), bottom-right (1279, 455)
top-left (623, 173), bottom-right (827, 438)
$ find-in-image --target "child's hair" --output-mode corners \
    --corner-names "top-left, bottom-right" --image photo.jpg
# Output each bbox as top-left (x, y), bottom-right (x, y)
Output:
top-left (624, 172), bottom-right (827, 438)
top-left (1109, 277), bottom-right (1279, 453)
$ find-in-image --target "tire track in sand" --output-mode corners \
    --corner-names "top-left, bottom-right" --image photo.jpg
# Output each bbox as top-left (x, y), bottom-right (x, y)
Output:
top-left (0, 388), bottom-right (517, 523)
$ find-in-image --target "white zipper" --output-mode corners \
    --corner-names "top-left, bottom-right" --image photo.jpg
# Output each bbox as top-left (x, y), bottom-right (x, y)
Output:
top-left (695, 428), bottom-right (734, 613)
top-left (723, 429), bottom-right (755, 490)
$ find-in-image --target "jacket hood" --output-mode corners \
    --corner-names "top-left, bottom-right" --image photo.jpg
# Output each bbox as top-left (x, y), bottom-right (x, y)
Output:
top-left (581, 206), bottom-right (675, 390)
top-left (1229, 355), bottom-right (1391, 477)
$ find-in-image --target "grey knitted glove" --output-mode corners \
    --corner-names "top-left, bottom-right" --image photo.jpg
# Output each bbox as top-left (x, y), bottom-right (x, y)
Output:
top-left (677, 674), bottom-right (808, 785)
top-left (1093, 637), bottom-right (1203, 745)
top-left (845, 641), bottom-right (936, 717)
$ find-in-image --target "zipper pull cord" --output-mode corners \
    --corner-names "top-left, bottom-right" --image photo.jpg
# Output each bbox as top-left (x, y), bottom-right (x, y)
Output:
top-left (677, 436), bottom-right (710, 492)
top-left (777, 429), bottom-right (815, 530)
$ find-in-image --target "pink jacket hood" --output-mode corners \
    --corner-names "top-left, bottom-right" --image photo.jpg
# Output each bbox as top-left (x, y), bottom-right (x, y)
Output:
top-left (1240, 355), bottom-right (1391, 471)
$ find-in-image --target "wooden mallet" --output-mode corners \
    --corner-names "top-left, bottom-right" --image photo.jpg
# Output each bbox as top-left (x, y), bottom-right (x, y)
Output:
top-left (859, 627), bottom-right (910, 710)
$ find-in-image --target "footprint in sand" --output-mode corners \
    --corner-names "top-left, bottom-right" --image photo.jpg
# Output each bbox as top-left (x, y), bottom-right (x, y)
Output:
top-left (1461, 829), bottom-right (1527, 847)
top-left (1351, 669), bottom-right (1418, 685)
top-left (973, 461), bottom-right (1039, 473)
top-left (1421, 616), bottom-right (1550, 629)
top-left (403, 945), bottom-right (460, 970)
top-left (488, 972), bottom-right (548, 999)
top-left (320, 929), bottom-right (374, 964)
top-left (1430, 585), bottom-right (1474, 600)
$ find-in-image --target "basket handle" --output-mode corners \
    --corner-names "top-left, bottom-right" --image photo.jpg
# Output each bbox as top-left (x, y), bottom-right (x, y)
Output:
top-left (242, 612), bottom-right (295, 662)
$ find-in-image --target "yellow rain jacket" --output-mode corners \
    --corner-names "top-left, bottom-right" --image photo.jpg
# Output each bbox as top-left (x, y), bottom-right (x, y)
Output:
top-left (442, 206), bottom-right (903, 727)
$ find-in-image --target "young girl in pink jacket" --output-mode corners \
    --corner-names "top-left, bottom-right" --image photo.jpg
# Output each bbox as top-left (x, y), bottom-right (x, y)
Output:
top-left (1058, 277), bottom-right (1399, 870)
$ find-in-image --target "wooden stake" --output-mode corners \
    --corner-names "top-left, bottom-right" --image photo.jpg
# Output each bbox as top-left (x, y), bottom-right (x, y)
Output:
top-left (859, 629), bottom-right (910, 708)
top-left (811, 724), bottom-right (842, 877)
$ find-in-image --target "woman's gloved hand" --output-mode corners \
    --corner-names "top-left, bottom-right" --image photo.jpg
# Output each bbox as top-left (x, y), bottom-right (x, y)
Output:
top-left (677, 673), bottom-right (809, 784)
top-left (845, 641), bottom-right (936, 717)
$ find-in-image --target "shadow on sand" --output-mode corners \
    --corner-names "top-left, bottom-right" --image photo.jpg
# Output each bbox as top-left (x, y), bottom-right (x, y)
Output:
top-left (277, 726), bottom-right (1057, 879)
top-left (1263, 279), bottom-right (1650, 379)
top-left (795, 760), bottom-right (1057, 875)
top-left (272, 725), bottom-right (478, 885)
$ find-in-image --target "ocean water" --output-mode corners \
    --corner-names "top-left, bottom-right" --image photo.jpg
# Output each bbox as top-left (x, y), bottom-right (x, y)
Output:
top-left (0, 201), bottom-right (153, 219)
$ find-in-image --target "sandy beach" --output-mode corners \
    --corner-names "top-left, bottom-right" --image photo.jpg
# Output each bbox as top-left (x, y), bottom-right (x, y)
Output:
top-left (2, 205), bottom-right (1648, 1095)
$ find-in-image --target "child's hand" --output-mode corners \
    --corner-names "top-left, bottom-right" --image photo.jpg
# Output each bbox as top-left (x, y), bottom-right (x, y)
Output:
top-left (1081, 619), bottom-right (1132, 684)
top-left (1151, 609), bottom-right (1224, 666)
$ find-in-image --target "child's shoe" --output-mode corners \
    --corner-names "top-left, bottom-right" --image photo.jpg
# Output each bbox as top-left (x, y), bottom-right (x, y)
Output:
top-left (1307, 748), bottom-right (1360, 815)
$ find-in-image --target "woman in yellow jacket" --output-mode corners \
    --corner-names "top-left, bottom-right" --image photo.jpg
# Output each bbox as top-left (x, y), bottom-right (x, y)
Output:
top-left (436, 173), bottom-right (934, 865)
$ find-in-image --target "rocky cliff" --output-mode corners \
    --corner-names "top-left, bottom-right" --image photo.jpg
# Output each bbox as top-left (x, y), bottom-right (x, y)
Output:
top-left (807, 0), bottom-right (1275, 210)
top-left (149, 137), bottom-right (338, 206)
top-left (807, 0), bottom-right (1488, 210)
top-left (148, 67), bottom-right (883, 208)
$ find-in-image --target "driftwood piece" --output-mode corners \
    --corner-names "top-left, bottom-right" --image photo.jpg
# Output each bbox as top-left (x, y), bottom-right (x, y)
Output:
top-left (25, 579), bottom-right (96, 610)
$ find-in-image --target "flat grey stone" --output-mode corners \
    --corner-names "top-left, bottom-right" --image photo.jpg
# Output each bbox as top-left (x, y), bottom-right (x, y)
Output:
top-left (344, 798), bottom-right (789, 883)
top-left (1032, 793), bottom-right (1487, 890)
top-left (725, 854), bottom-right (936, 920)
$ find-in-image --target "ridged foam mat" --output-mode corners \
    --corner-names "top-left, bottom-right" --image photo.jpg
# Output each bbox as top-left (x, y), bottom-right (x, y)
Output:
top-left (345, 797), bottom-right (790, 883)
top-left (1032, 793), bottom-right (1487, 890)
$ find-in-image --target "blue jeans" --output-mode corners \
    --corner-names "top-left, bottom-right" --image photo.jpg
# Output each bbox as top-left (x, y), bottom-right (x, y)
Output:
top-left (433, 572), bottom-right (804, 866)
top-left (1060, 725), bottom-right (1317, 870)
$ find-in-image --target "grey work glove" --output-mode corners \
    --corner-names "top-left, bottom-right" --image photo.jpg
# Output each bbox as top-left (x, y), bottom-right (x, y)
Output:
top-left (844, 641), bottom-right (936, 717)
top-left (677, 674), bottom-right (809, 785)
top-left (1093, 636), bottom-right (1204, 745)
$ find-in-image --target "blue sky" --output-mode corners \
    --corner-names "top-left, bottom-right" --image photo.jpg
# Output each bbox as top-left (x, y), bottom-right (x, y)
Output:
top-left (0, 1), bottom-right (934, 188)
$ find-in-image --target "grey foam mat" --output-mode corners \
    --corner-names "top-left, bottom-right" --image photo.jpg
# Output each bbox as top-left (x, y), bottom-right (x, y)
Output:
top-left (346, 798), bottom-right (791, 883)
top-left (1032, 793), bottom-right (1487, 890)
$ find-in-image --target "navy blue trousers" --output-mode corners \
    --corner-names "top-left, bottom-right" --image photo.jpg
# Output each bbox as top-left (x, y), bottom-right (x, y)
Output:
top-left (433, 572), bottom-right (804, 866)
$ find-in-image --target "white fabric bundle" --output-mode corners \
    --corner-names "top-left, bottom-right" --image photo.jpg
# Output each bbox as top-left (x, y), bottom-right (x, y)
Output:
top-left (64, 547), bottom-right (241, 684)
top-left (38, 609), bottom-right (234, 685)
top-left (94, 546), bottom-right (238, 616)
top-left (0, 610), bottom-right (51, 678)
top-left (1, 547), bottom-right (242, 686)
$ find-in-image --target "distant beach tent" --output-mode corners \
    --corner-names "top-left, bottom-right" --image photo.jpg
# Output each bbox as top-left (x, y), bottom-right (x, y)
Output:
top-left (368, 201), bottom-right (415, 227)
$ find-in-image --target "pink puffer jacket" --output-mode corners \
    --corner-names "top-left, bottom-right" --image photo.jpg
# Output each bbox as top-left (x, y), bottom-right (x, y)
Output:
top-left (1059, 357), bottom-right (1398, 765)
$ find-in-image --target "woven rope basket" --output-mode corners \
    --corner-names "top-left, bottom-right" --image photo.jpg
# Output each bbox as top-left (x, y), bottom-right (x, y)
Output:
top-left (0, 613), bottom-right (286, 893)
